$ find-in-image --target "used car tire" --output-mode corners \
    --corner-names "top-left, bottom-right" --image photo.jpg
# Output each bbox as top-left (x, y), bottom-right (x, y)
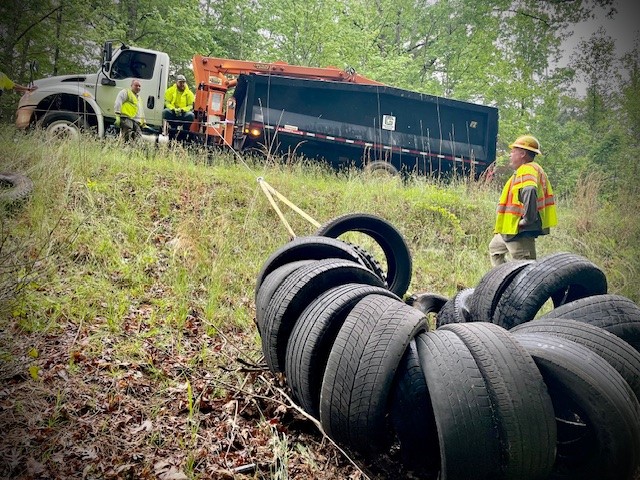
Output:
top-left (255, 236), bottom-right (363, 293)
top-left (316, 213), bottom-right (412, 297)
top-left (493, 252), bottom-right (607, 329)
top-left (514, 332), bottom-right (640, 480)
top-left (511, 318), bottom-right (640, 402)
top-left (261, 258), bottom-right (385, 373)
top-left (0, 172), bottom-right (34, 205)
top-left (467, 260), bottom-right (533, 323)
top-left (285, 282), bottom-right (399, 418)
top-left (320, 294), bottom-right (427, 453)
top-left (440, 322), bottom-right (557, 480)
top-left (539, 294), bottom-right (640, 352)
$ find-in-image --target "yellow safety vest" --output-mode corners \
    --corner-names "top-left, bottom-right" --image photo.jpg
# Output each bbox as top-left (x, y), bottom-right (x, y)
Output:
top-left (121, 89), bottom-right (139, 119)
top-left (494, 162), bottom-right (557, 235)
top-left (164, 84), bottom-right (194, 111)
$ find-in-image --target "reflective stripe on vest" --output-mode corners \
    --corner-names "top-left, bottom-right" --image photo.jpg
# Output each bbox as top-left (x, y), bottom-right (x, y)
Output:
top-left (121, 89), bottom-right (139, 118)
top-left (494, 162), bottom-right (557, 235)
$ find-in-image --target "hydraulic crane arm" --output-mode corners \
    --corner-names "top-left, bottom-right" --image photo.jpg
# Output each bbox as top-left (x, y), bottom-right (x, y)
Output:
top-left (192, 54), bottom-right (384, 90)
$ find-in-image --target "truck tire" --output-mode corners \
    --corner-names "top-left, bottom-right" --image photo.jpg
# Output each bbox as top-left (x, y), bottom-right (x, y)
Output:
top-left (262, 259), bottom-right (385, 373)
top-left (316, 213), bottom-right (412, 297)
top-left (414, 329), bottom-right (499, 479)
top-left (0, 173), bottom-right (34, 205)
top-left (439, 323), bottom-right (557, 480)
top-left (40, 111), bottom-right (89, 139)
top-left (514, 332), bottom-right (640, 480)
top-left (319, 294), bottom-right (427, 453)
top-left (539, 294), bottom-right (640, 352)
top-left (493, 252), bottom-right (607, 329)
top-left (511, 318), bottom-right (640, 402)
top-left (255, 236), bottom-right (363, 294)
top-left (285, 283), bottom-right (399, 418)
top-left (364, 161), bottom-right (399, 176)
top-left (467, 260), bottom-right (533, 323)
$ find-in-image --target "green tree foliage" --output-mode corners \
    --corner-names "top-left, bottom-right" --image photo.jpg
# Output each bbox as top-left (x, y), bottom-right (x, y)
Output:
top-left (0, 0), bottom-right (635, 201)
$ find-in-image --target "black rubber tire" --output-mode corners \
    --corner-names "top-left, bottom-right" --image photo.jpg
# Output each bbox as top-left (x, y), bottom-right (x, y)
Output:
top-left (40, 111), bottom-right (89, 139)
top-left (414, 329), bottom-right (500, 479)
top-left (364, 160), bottom-right (399, 176)
top-left (436, 288), bottom-right (475, 327)
top-left (511, 318), bottom-right (640, 402)
top-left (493, 252), bottom-right (608, 329)
top-left (255, 236), bottom-right (363, 294)
top-left (285, 283), bottom-right (399, 418)
top-left (514, 332), bottom-right (640, 480)
top-left (261, 258), bottom-right (385, 373)
top-left (0, 173), bottom-right (34, 204)
top-left (388, 338), bottom-right (439, 475)
top-left (440, 322), bottom-right (557, 480)
top-left (348, 243), bottom-right (387, 286)
top-left (255, 260), bottom-right (314, 335)
top-left (467, 260), bottom-right (533, 323)
top-left (539, 294), bottom-right (640, 353)
top-left (319, 294), bottom-right (427, 453)
top-left (315, 213), bottom-right (412, 297)
top-left (405, 291), bottom-right (449, 315)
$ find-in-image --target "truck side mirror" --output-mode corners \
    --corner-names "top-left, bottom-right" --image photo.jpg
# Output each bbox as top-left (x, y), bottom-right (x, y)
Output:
top-left (103, 41), bottom-right (113, 63)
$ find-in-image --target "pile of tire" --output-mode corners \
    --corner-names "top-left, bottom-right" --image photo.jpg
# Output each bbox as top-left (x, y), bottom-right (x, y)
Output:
top-left (255, 213), bottom-right (640, 480)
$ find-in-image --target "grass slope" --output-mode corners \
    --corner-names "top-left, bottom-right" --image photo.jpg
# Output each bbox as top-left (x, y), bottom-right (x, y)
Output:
top-left (1, 130), bottom-right (638, 479)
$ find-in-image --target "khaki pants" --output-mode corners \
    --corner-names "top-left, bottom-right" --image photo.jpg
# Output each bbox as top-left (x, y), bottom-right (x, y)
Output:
top-left (120, 117), bottom-right (142, 142)
top-left (489, 234), bottom-right (536, 266)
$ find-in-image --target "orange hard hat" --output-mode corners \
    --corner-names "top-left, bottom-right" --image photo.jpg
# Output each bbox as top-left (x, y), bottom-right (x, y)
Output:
top-left (509, 135), bottom-right (542, 155)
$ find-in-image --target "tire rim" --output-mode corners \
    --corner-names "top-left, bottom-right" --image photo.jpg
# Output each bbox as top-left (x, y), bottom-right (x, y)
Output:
top-left (47, 121), bottom-right (80, 139)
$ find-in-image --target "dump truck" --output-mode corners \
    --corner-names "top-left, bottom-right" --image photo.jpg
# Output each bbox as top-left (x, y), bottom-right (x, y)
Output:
top-left (16, 41), bottom-right (498, 176)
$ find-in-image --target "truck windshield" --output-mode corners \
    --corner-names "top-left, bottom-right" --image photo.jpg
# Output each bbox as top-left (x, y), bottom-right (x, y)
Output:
top-left (111, 50), bottom-right (156, 80)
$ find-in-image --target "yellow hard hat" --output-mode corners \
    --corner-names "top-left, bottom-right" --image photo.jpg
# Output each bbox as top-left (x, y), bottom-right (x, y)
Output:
top-left (509, 135), bottom-right (542, 155)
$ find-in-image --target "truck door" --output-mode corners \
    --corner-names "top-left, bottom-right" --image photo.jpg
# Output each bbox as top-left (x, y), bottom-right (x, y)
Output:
top-left (96, 49), bottom-right (167, 127)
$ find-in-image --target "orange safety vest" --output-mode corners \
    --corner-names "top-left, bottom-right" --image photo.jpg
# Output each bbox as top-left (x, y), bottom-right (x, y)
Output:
top-left (494, 162), bottom-right (557, 235)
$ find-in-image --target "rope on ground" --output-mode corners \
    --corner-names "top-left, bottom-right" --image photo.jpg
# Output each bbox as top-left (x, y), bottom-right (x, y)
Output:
top-left (257, 177), bottom-right (321, 238)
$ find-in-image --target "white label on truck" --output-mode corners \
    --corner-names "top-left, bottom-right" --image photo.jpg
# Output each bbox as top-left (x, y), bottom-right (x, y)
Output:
top-left (382, 115), bottom-right (396, 131)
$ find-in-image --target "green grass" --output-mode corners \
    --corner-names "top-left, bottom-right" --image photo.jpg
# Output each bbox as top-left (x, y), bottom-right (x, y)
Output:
top-left (1, 127), bottom-right (639, 478)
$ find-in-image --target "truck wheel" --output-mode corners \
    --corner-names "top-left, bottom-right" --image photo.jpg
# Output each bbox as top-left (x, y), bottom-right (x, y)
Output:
top-left (364, 161), bottom-right (399, 176)
top-left (40, 111), bottom-right (89, 139)
top-left (0, 173), bottom-right (34, 205)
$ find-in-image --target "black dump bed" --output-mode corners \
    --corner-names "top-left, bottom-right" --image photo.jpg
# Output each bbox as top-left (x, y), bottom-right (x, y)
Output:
top-left (233, 73), bottom-right (498, 176)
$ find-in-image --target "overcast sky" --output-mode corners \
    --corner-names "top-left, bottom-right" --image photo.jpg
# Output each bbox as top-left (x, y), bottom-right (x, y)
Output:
top-left (562, 0), bottom-right (639, 59)
top-left (557, 0), bottom-right (638, 94)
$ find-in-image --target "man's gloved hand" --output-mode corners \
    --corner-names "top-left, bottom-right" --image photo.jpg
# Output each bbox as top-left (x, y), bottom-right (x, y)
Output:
top-left (114, 115), bottom-right (121, 128)
top-left (140, 121), bottom-right (147, 129)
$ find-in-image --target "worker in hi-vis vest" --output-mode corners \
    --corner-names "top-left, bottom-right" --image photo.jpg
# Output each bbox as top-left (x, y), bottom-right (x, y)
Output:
top-left (489, 135), bottom-right (557, 266)
top-left (114, 79), bottom-right (146, 141)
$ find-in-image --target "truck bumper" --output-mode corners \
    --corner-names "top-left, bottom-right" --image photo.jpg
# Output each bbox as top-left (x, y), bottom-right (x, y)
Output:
top-left (15, 106), bottom-right (35, 129)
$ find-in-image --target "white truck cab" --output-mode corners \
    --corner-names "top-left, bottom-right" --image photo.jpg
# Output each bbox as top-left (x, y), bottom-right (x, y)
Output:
top-left (16, 41), bottom-right (169, 137)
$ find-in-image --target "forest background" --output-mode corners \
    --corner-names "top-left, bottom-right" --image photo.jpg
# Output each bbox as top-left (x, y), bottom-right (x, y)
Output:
top-left (1, 0), bottom-right (639, 197)
top-left (1, 1), bottom-right (640, 478)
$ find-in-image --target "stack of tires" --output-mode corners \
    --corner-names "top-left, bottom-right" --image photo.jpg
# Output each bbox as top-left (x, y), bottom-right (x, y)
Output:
top-left (255, 214), bottom-right (640, 480)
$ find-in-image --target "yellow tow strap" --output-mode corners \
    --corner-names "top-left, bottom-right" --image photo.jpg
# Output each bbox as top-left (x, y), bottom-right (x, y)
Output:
top-left (257, 177), bottom-right (321, 238)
